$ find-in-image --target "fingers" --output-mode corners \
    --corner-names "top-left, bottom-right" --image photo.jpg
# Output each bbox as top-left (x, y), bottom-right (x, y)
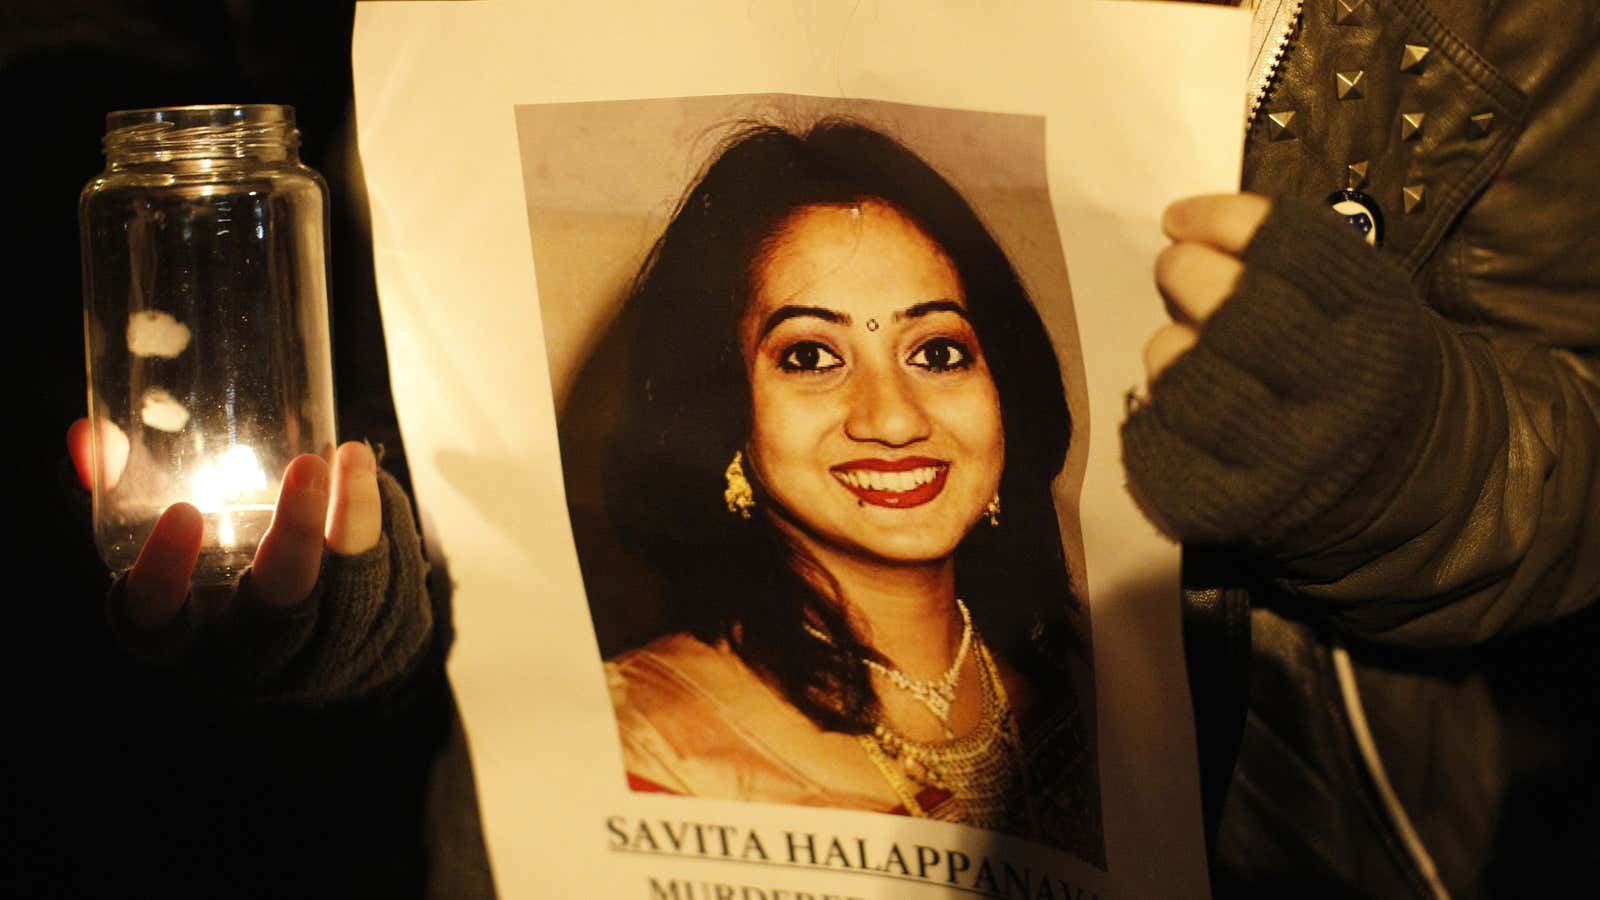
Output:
top-left (249, 453), bottom-right (332, 609)
top-left (1144, 323), bottom-right (1199, 383)
top-left (1140, 193), bottom-right (1272, 384)
top-left (67, 419), bottom-right (91, 488)
top-left (1155, 241), bottom-right (1245, 325)
top-left (123, 502), bottom-right (203, 631)
top-left (102, 442), bottom-right (386, 672)
top-left (325, 441), bottom-right (382, 556)
top-left (67, 417), bottom-right (129, 492)
top-left (1161, 193), bottom-right (1273, 253)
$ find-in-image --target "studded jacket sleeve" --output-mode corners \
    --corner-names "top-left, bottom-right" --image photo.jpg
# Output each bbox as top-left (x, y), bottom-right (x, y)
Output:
top-left (1121, 0), bottom-right (1600, 648)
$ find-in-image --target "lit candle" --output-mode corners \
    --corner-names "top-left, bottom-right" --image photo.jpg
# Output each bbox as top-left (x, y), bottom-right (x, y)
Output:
top-left (188, 444), bottom-right (273, 548)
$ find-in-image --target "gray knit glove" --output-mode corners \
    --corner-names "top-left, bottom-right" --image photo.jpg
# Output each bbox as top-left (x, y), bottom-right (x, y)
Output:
top-left (110, 468), bottom-right (435, 707)
top-left (1121, 200), bottom-right (1438, 547)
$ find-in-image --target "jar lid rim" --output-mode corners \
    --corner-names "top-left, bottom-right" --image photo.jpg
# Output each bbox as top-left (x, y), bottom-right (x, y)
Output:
top-left (103, 105), bottom-right (300, 160)
top-left (106, 104), bottom-right (296, 133)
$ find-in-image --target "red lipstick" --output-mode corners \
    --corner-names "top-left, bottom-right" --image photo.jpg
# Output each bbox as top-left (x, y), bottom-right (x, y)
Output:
top-left (830, 457), bottom-right (949, 508)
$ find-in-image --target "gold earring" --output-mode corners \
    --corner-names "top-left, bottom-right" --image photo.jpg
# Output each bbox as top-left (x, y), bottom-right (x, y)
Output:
top-left (984, 492), bottom-right (1001, 527)
top-left (724, 451), bottom-right (755, 519)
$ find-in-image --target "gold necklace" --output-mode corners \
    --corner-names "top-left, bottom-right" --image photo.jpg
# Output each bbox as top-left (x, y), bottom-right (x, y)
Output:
top-left (805, 599), bottom-right (973, 738)
top-left (861, 598), bottom-right (972, 738)
top-left (859, 639), bottom-right (1037, 834)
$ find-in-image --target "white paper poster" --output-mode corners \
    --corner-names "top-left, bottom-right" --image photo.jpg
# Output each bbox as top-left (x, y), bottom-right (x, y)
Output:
top-left (353, 2), bottom-right (1247, 897)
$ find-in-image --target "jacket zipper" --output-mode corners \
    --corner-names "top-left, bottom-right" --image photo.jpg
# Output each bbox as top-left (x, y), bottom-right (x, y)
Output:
top-left (1246, 0), bottom-right (1304, 128)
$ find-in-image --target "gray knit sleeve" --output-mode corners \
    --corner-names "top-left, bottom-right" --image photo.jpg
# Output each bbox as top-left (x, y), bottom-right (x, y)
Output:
top-left (1120, 200), bottom-right (1437, 547)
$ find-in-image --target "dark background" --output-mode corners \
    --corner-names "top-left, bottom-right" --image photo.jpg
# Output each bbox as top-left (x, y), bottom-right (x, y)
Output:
top-left (2, 3), bottom-right (441, 897)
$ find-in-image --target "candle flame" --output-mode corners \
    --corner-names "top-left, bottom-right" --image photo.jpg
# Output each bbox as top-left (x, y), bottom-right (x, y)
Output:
top-left (190, 445), bottom-right (269, 513)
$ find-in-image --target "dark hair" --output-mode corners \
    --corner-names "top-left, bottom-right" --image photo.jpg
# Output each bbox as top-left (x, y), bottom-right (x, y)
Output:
top-left (606, 119), bottom-right (1077, 733)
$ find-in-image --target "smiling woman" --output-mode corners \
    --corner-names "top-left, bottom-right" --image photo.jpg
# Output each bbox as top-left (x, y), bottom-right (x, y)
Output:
top-left (743, 201), bottom-right (1005, 570)
top-left (589, 119), bottom-right (1100, 863)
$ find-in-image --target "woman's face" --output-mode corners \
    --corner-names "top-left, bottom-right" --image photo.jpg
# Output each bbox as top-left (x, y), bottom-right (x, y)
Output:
top-left (741, 200), bottom-right (1004, 571)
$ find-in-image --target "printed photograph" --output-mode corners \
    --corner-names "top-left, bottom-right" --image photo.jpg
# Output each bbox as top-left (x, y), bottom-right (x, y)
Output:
top-left (517, 95), bottom-right (1104, 866)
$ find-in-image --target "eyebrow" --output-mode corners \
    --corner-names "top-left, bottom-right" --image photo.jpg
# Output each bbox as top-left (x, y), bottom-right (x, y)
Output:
top-left (757, 305), bottom-right (850, 339)
top-left (756, 299), bottom-right (970, 340)
top-left (896, 299), bottom-right (970, 322)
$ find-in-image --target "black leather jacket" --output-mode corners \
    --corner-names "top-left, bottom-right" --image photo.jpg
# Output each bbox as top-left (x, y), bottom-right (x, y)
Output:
top-left (1194, 1), bottom-right (1600, 897)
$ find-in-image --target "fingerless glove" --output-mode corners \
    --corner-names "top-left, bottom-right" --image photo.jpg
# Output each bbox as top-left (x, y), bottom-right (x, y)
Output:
top-left (1121, 201), bottom-right (1438, 546)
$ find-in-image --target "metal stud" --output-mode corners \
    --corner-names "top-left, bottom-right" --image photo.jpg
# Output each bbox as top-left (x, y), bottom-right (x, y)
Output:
top-left (1401, 44), bottom-right (1430, 73)
top-left (1346, 160), bottom-right (1370, 189)
top-left (1335, 0), bottom-right (1367, 25)
top-left (1266, 110), bottom-right (1298, 142)
top-left (1469, 112), bottom-right (1495, 137)
top-left (1403, 184), bottom-right (1426, 215)
top-left (1336, 70), bottom-right (1366, 101)
top-left (1400, 112), bottom-right (1426, 141)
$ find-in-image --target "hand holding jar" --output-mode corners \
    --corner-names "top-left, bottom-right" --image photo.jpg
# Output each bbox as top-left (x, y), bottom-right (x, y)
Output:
top-left (77, 105), bottom-right (431, 701)
top-left (68, 423), bottom-right (383, 651)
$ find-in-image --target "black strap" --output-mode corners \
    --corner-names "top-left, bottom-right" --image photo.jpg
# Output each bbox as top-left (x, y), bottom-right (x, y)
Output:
top-left (1182, 546), bottom-right (1254, 865)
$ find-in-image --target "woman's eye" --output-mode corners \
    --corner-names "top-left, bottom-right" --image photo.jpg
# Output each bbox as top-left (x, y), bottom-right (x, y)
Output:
top-left (907, 337), bottom-right (973, 372)
top-left (778, 341), bottom-right (844, 373)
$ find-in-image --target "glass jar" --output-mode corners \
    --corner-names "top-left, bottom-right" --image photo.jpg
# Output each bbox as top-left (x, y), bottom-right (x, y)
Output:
top-left (80, 104), bottom-right (337, 586)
